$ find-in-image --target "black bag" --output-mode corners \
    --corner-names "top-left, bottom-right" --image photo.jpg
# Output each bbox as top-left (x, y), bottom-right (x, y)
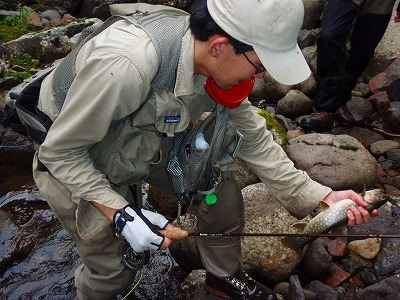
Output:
top-left (2, 61), bottom-right (59, 144)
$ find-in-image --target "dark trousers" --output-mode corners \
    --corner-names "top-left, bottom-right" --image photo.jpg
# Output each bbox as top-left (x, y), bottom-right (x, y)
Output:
top-left (314, 0), bottom-right (395, 112)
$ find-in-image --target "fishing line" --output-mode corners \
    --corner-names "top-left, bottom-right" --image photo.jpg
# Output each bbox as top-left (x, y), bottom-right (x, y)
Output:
top-left (121, 269), bottom-right (143, 300)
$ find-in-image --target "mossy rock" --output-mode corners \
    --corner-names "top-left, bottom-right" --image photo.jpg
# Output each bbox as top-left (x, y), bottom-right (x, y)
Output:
top-left (257, 108), bottom-right (288, 148)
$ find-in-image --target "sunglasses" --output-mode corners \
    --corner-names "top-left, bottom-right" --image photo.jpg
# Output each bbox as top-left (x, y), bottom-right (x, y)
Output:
top-left (242, 52), bottom-right (266, 75)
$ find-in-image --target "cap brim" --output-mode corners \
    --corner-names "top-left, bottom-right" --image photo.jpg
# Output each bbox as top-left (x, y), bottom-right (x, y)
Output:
top-left (254, 43), bottom-right (311, 86)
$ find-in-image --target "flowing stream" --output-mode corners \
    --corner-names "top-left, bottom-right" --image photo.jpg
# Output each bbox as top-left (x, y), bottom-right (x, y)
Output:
top-left (0, 148), bottom-right (184, 299)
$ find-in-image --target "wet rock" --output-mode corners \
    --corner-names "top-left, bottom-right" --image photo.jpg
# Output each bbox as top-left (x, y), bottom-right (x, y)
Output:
top-left (0, 77), bottom-right (23, 92)
top-left (347, 238), bottom-right (382, 260)
top-left (341, 253), bottom-right (373, 276)
top-left (275, 281), bottom-right (317, 300)
top-left (175, 269), bottom-right (210, 300)
top-left (299, 238), bottom-right (332, 280)
top-left (169, 214), bottom-right (203, 272)
top-left (289, 274), bottom-right (305, 300)
top-left (355, 275), bottom-right (400, 300)
top-left (309, 280), bottom-right (339, 300)
top-left (324, 263), bottom-right (351, 288)
top-left (381, 107), bottom-right (400, 134)
top-left (373, 215), bottom-right (400, 276)
top-left (358, 269), bottom-right (379, 286)
top-left (0, 190), bottom-right (79, 300)
top-left (327, 237), bottom-right (348, 258)
top-left (389, 175), bottom-right (400, 190)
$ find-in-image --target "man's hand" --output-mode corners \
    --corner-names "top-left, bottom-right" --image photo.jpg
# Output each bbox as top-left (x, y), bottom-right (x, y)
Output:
top-left (323, 190), bottom-right (379, 226)
top-left (114, 204), bottom-right (174, 252)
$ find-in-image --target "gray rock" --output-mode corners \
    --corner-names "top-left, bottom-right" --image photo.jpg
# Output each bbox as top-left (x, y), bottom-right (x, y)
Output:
top-left (299, 238), bottom-right (332, 279)
top-left (285, 133), bottom-right (379, 191)
top-left (276, 90), bottom-right (313, 119)
top-left (309, 280), bottom-right (339, 300)
top-left (373, 211), bottom-right (400, 276)
top-left (347, 97), bottom-right (375, 123)
top-left (289, 274), bottom-right (306, 300)
top-left (382, 107), bottom-right (400, 134)
top-left (1, 18), bottom-right (100, 63)
top-left (369, 140), bottom-right (400, 156)
top-left (301, 0), bottom-right (325, 30)
top-left (241, 183), bottom-right (303, 283)
top-left (355, 275), bottom-right (400, 300)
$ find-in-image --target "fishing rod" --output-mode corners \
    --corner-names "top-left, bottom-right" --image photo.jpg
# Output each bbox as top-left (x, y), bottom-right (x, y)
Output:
top-left (122, 229), bottom-right (400, 272)
top-left (159, 229), bottom-right (400, 240)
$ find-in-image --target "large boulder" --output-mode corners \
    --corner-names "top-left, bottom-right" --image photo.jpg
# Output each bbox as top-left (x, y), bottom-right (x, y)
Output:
top-left (285, 133), bottom-right (379, 191)
top-left (241, 183), bottom-right (304, 283)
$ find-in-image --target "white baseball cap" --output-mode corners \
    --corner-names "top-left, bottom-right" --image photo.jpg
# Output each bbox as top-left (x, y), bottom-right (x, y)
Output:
top-left (207, 0), bottom-right (311, 85)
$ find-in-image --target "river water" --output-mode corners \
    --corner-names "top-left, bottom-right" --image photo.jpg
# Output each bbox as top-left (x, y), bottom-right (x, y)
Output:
top-left (0, 148), bottom-right (185, 299)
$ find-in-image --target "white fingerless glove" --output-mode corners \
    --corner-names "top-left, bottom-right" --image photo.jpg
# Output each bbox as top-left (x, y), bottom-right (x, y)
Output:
top-left (114, 204), bottom-right (169, 253)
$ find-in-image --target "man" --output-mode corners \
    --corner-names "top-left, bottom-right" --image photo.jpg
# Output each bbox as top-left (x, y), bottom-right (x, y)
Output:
top-left (33, 0), bottom-right (377, 299)
top-left (300, 0), bottom-right (397, 132)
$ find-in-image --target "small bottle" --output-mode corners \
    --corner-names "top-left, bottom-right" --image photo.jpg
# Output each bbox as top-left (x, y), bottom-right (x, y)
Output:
top-left (195, 133), bottom-right (209, 150)
top-left (198, 193), bottom-right (218, 215)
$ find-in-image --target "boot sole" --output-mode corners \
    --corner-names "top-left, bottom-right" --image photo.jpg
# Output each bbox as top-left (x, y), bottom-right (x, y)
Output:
top-left (204, 282), bottom-right (233, 299)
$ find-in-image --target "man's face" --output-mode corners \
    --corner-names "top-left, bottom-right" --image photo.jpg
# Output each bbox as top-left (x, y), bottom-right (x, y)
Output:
top-left (211, 47), bottom-right (265, 90)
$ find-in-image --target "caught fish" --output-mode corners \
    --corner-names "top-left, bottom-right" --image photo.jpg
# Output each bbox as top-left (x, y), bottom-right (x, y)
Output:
top-left (281, 189), bottom-right (389, 254)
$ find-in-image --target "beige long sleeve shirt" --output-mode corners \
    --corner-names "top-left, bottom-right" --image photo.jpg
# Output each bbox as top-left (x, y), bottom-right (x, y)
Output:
top-left (37, 14), bottom-right (331, 238)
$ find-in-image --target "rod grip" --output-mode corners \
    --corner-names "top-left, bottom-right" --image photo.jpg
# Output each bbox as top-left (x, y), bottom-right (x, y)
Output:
top-left (159, 229), bottom-right (189, 240)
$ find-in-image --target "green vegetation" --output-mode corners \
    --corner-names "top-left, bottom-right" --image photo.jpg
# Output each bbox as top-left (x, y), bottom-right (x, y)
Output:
top-left (257, 108), bottom-right (289, 148)
top-left (338, 144), bottom-right (359, 151)
top-left (5, 55), bottom-right (40, 79)
top-left (0, 4), bottom-right (35, 42)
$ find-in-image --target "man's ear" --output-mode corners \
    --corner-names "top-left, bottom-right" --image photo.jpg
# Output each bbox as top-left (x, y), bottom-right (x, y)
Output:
top-left (208, 35), bottom-right (230, 57)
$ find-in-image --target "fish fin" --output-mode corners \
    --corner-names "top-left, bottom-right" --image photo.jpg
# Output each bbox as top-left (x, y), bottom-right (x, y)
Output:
top-left (361, 183), bottom-right (366, 197)
top-left (281, 237), bottom-right (302, 256)
top-left (292, 222), bottom-right (307, 232)
top-left (320, 201), bottom-right (330, 210)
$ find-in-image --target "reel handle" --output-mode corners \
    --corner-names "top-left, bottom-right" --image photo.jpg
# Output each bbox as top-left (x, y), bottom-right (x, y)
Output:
top-left (159, 229), bottom-right (189, 240)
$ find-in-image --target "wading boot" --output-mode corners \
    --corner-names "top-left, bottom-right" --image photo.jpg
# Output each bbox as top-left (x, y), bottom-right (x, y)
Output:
top-left (204, 269), bottom-right (278, 300)
top-left (299, 110), bottom-right (334, 132)
top-left (334, 105), bottom-right (355, 127)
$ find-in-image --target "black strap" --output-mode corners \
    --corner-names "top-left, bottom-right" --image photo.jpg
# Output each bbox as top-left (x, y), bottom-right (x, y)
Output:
top-left (37, 159), bottom-right (49, 172)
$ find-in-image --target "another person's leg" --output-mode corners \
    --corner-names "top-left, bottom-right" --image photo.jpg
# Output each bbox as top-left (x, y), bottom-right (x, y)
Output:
top-left (344, 0), bottom-right (395, 92)
top-left (300, 0), bottom-right (359, 132)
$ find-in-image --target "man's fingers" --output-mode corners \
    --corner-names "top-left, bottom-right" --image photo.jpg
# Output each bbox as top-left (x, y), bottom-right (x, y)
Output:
top-left (347, 210), bottom-right (356, 227)
top-left (347, 205), bottom-right (372, 226)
